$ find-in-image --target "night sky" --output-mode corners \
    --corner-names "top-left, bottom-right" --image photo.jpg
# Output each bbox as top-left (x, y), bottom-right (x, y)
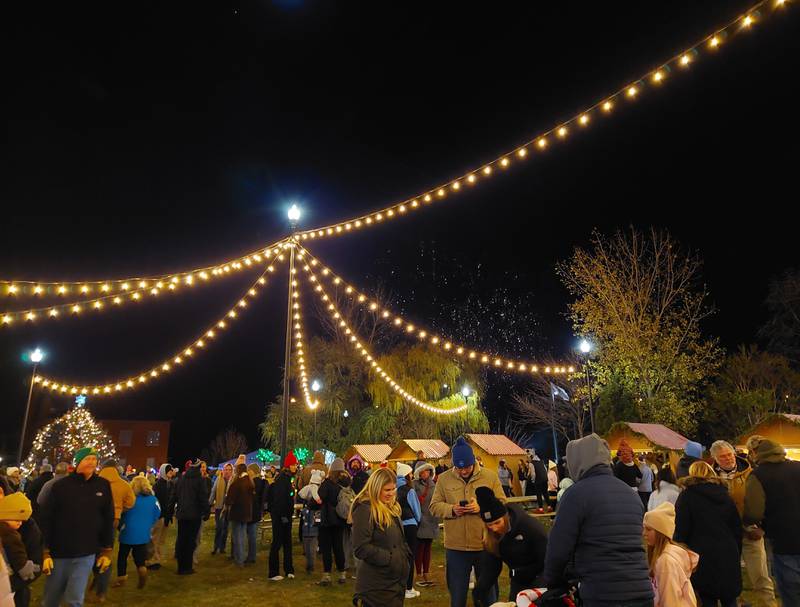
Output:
top-left (2, 1), bottom-right (798, 464)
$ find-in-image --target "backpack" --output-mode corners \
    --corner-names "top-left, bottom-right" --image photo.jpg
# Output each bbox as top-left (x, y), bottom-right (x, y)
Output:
top-left (335, 486), bottom-right (356, 521)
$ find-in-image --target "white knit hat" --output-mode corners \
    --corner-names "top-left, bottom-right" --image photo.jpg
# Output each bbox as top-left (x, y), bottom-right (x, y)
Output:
top-left (396, 463), bottom-right (413, 478)
top-left (643, 501), bottom-right (676, 539)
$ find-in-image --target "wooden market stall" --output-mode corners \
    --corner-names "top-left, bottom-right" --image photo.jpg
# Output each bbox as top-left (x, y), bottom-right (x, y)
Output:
top-left (387, 439), bottom-right (450, 465)
top-left (465, 434), bottom-right (528, 496)
top-left (343, 444), bottom-right (392, 466)
top-left (604, 422), bottom-right (690, 471)
top-left (737, 413), bottom-right (800, 461)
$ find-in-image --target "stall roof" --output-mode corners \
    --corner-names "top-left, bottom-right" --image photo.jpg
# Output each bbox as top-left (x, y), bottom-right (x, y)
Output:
top-left (619, 422), bottom-right (689, 451)
top-left (391, 439), bottom-right (450, 459)
top-left (466, 434), bottom-right (526, 456)
top-left (350, 444), bottom-right (392, 463)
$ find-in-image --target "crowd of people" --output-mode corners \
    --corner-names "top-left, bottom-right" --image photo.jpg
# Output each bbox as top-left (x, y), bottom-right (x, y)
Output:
top-left (1, 431), bottom-right (799, 607)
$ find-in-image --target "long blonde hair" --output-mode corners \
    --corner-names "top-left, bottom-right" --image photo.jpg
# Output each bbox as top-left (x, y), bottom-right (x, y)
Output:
top-left (645, 528), bottom-right (672, 574)
top-left (131, 475), bottom-right (153, 496)
top-left (352, 467), bottom-right (401, 530)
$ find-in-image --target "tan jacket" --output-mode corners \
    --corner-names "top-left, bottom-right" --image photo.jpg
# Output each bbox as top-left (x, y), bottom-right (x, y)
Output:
top-left (429, 466), bottom-right (505, 551)
top-left (212, 472), bottom-right (231, 511)
top-left (715, 457), bottom-right (751, 516)
top-left (98, 467), bottom-right (136, 522)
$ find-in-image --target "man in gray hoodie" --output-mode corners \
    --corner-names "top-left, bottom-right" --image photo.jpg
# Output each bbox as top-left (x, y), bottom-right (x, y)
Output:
top-left (543, 434), bottom-right (653, 607)
top-left (35, 462), bottom-right (69, 510)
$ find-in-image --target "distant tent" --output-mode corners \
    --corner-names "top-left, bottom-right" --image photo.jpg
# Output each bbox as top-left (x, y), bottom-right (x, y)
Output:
top-left (388, 439), bottom-right (450, 462)
top-left (343, 444), bottom-right (392, 465)
top-left (604, 422), bottom-right (690, 470)
top-left (737, 413), bottom-right (800, 461)
top-left (465, 434), bottom-right (527, 496)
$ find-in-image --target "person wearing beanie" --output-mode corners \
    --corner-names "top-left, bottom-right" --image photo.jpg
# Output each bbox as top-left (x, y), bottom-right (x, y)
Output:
top-left (395, 462), bottom-right (422, 599)
top-left (346, 455), bottom-right (369, 495)
top-left (472, 486), bottom-right (548, 606)
top-left (676, 441), bottom-right (704, 479)
top-left (39, 446), bottom-right (115, 607)
top-left (674, 461), bottom-right (742, 607)
top-left (226, 464), bottom-right (255, 567)
top-left (613, 440), bottom-right (642, 490)
top-left (430, 436), bottom-right (505, 607)
top-left (174, 459), bottom-right (210, 575)
top-left (0, 491), bottom-right (42, 607)
top-left (147, 463), bottom-right (176, 569)
top-left (5, 468), bottom-right (21, 493)
top-left (412, 463), bottom-right (439, 587)
top-left (315, 457), bottom-right (348, 586)
top-left (23, 464), bottom-right (54, 524)
top-left (744, 438), bottom-right (800, 606)
top-left (643, 502), bottom-right (698, 607)
top-left (544, 434), bottom-right (653, 606)
top-left (265, 452), bottom-right (298, 581)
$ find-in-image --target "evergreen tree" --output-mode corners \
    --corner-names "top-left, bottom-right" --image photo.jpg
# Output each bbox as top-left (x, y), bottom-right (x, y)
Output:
top-left (24, 405), bottom-right (116, 469)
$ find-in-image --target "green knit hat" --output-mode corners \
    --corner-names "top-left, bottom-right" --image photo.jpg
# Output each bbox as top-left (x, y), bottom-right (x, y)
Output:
top-left (74, 446), bottom-right (99, 467)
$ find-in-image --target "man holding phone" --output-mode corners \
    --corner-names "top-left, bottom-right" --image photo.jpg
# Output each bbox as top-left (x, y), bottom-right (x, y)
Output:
top-left (430, 437), bottom-right (506, 607)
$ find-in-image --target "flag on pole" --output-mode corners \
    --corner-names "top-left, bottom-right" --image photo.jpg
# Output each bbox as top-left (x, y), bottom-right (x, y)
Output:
top-left (550, 382), bottom-right (570, 401)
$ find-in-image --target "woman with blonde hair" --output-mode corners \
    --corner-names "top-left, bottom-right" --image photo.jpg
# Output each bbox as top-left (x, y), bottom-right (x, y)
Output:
top-left (643, 502), bottom-right (698, 606)
top-left (674, 461), bottom-right (742, 607)
top-left (115, 476), bottom-right (161, 589)
top-left (351, 467), bottom-right (410, 607)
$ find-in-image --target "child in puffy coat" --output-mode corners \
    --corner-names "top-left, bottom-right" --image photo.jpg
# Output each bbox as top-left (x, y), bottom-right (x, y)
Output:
top-left (298, 469), bottom-right (324, 505)
top-left (643, 502), bottom-right (698, 607)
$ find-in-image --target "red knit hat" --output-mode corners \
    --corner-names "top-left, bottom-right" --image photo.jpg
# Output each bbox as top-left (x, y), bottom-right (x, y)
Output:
top-left (284, 451), bottom-right (298, 468)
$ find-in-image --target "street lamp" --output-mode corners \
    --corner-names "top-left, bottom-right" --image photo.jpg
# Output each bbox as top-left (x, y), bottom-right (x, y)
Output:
top-left (18, 348), bottom-right (45, 465)
top-left (287, 204), bottom-right (301, 227)
top-left (460, 385), bottom-right (472, 404)
top-left (310, 379), bottom-right (322, 452)
top-left (577, 339), bottom-right (596, 434)
top-left (280, 203), bottom-right (302, 462)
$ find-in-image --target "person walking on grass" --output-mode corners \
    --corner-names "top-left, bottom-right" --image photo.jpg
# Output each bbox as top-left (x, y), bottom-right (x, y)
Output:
top-left (395, 462), bottom-right (422, 599)
top-left (413, 463), bottom-right (439, 588)
top-left (147, 464), bottom-right (175, 570)
top-left (317, 458), bottom-right (348, 587)
top-left (351, 467), bottom-right (410, 607)
top-left (226, 463), bottom-right (254, 567)
top-left (643, 502), bottom-right (698, 607)
top-left (247, 463), bottom-right (266, 564)
top-left (114, 476), bottom-right (160, 590)
top-left (39, 447), bottom-right (115, 607)
top-left (174, 459), bottom-right (210, 576)
top-left (266, 452), bottom-right (297, 581)
top-left (210, 463), bottom-right (233, 556)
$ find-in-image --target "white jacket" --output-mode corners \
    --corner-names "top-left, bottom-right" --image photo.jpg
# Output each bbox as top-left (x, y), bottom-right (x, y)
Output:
top-left (648, 481), bottom-right (681, 510)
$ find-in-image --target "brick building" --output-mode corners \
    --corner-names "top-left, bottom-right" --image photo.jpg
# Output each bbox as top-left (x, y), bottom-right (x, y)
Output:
top-left (98, 419), bottom-right (171, 472)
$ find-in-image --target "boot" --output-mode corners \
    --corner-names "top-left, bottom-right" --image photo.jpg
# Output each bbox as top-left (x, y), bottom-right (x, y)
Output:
top-left (111, 575), bottom-right (127, 588)
top-left (137, 566), bottom-right (148, 589)
top-left (316, 573), bottom-right (331, 586)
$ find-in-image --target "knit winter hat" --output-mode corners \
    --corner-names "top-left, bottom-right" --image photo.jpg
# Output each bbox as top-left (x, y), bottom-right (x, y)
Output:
top-left (73, 447), bottom-right (98, 468)
top-left (0, 492), bottom-right (32, 522)
top-left (328, 458), bottom-right (345, 475)
top-left (643, 501), bottom-right (676, 539)
top-left (617, 440), bottom-right (634, 463)
top-left (283, 451), bottom-right (298, 468)
top-left (475, 486), bottom-right (507, 523)
top-left (451, 437), bottom-right (475, 468)
top-left (684, 441), bottom-right (704, 459)
top-left (396, 463), bottom-right (413, 479)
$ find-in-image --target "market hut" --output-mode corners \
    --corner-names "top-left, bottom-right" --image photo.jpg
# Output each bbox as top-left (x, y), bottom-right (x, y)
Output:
top-left (343, 444), bottom-right (392, 466)
top-left (604, 422), bottom-right (690, 470)
top-left (387, 439), bottom-right (450, 465)
top-left (737, 413), bottom-right (800, 461)
top-left (464, 434), bottom-right (528, 496)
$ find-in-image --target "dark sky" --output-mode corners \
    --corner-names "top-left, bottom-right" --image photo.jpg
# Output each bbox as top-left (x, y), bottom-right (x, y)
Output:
top-left (2, 1), bottom-right (798, 463)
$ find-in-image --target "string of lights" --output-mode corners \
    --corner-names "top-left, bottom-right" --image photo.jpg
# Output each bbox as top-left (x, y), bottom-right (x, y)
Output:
top-left (289, 248), bottom-right (319, 411)
top-left (31, 253), bottom-right (286, 397)
top-left (294, 0), bottom-right (786, 241)
top-left (1, 238), bottom-right (290, 297)
top-left (297, 244), bottom-right (573, 375)
top-left (298, 258), bottom-right (469, 416)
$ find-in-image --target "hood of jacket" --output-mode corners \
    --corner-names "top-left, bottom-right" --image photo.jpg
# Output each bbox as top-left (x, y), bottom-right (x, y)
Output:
top-left (396, 475), bottom-right (408, 488)
top-left (346, 454), bottom-right (365, 475)
top-left (98, 466), bottom-right (123, 484)
top-left (566, 434), bottom-right (612, 481)
top-left (682, 479), bottom-right (730, 503)
top-left (754, 439), bottom-right (786, 465)
top-left (662, 542), bottom-right (699, 576)
top-left (158, 464), bottom-right (171, 479)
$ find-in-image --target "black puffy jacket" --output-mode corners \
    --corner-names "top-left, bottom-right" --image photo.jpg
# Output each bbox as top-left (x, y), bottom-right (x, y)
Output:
top-left (175, 466), bottom-right (210, 521)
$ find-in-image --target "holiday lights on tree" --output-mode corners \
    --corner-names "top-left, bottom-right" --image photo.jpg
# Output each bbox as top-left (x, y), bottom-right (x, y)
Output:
top-left (24, 404), bottom-right (116, 470)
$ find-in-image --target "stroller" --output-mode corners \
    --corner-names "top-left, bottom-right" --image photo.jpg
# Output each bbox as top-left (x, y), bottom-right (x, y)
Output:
top-left (511, 583), bottom-right (580, 607)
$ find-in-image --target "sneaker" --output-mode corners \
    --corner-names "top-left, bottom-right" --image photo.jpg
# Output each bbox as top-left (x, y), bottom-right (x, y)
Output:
top-left (405, 589), bottom-right (420, 599)
top-left (316, 574), bottom-right (331, 586)
top-left (287, 573), bottom-right (295, 579)
top-left (338, 573), bottom-right (347, 584)
top-left (269, 575), bottom-right (284, 581)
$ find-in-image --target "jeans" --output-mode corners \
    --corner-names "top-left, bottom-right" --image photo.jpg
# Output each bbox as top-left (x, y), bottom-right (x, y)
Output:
top-left (303, 537), bottom-right (318, 573)
top-left (117, 543), bottom-right (148, 577)
top-left (231, 520), bottom-right (247, 565)
top-left (269, 518), bottom-right (295, 577)
top-left (772, 553), bottom-right (800, 607)
top-left (177, 518), bottom-right (201, 573)
top-left (246, 521), bottom-right (258, 563)
top-left (318, 525), bottom-right (345, 573)
top-left (213, 509), bottom-right (229, 553)
top-left (445, 548), bottom-right (496, 607)
top-left (42, 555), bottom-right (95, 607)
top-left (148, 518), bottom-right (168, 565)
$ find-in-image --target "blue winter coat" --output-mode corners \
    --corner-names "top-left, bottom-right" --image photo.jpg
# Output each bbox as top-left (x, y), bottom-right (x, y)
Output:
top-left (543, 464), bottom-right (652, 605)
top-left (119, 494), bottom-right (161, 546)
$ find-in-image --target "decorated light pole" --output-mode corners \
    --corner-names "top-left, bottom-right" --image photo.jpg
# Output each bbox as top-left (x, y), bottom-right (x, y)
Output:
top-left (18, 347), bottom-right (44, 465)
top-left (280, 204), bottom-right (301, 461)
top-left (310, 379), bottom-right (321, 452)
top-left (578, 339), bottom-right (596, 434)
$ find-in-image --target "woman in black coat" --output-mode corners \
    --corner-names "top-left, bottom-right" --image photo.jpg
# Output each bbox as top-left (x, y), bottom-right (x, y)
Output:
top-left (673, 462), bottom-right (742, 607)
top-left (316, 458), bottom-right (347, 586)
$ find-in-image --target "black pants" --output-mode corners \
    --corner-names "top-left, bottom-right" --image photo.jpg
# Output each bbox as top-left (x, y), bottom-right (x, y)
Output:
top-left (403, 524), bottom-right (418, 590)
top-left (118, 543), bottom-right (148, 577)
top-left (532, 483), bottom-right (547, 508)
top-left (11, 576), bottom-right (30, 607)
top-left (176, 518), bottom-right (201, 573)
top-left (318, 525), bottom-right (345, 573)
top-left (502, 485), bottom-right (513, 498)
top-left (268, 518), bottom-right (294, 577)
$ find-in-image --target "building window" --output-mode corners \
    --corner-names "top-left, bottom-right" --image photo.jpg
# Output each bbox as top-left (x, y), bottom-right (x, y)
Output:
top-left (146, 430), bottom-right (160, 447)
top-left (146, 457), bottom-right (155, 470)
top-left (119, 430), bottom-right (132, 447)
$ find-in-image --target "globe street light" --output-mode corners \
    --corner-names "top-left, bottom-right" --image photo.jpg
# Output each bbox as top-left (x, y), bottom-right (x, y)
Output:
top-left (460, 385), bottom-right (472, 404)
top-left (18, 348), bottom-right (45, 465)
top-left (287, 204), bottom-right (301, 227)
top-left (577, 339), bottom-right (596, 434)
top-left (579, 339), bottom-right (592, 354)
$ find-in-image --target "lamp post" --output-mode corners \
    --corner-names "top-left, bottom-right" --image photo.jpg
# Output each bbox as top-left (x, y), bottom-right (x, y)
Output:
top-left (280, 204), bottom-right (301, 461)
top-left (18, 348), bottom-right (44, 465)
top-left (310, 379), bottom-right (321, 452)
top-left (578, 339), bottom-right (596, 434)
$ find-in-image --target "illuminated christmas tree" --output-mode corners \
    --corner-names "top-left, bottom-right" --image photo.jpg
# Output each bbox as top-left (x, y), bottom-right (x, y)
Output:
top-left (24, 400), bottom-right (116, 470)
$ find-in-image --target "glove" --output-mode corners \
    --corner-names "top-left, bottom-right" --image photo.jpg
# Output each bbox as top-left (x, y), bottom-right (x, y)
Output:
top-left (18, 560), bottom-right (41, 581)
top-left (96, 555), bottom-right (112, 573)
top-left (42, 557), bottom-right (54, 576)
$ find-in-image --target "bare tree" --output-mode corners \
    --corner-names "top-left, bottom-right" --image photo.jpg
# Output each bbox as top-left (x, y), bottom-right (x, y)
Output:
top-left (207, 427), bottom-right (248, 465)
top-left (511, 371), bottom-right (589, 441)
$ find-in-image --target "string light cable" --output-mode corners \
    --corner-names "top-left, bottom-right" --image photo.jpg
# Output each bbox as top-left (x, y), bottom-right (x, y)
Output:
top-left (290, 248), bottom-right (319, 411)
top-left (31, 250), bottom-right (288, 397)
top-left (299, 259), bottom-right (469, 415)
top-left (295, 1), bottom-right (788, 241)
top-left (297, 243), bottom-right (573, 376)
top-left (1, 237), bottom-right (290, 298)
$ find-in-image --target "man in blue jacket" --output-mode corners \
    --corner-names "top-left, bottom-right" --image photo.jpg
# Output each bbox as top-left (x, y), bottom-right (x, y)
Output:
top-left (543, 434), bottom-right (653, 607)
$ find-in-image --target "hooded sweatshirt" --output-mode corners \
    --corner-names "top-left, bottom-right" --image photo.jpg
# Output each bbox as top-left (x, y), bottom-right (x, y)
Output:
top-left (544, 434), bottom-right (653, 605)
top-left (653, 543), bottom-right (699, 607)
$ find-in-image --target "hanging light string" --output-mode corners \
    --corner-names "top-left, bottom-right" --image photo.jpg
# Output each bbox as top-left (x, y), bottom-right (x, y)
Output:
top-left (295, 0), bottom-right (785, 242)
top-left (290, 248), bottom-right (319, 411)
top-left (0, 259), bottom-right (284, 327)
top-left (297, 244), bottom-right (573, 375)
top-left (1, 238), bottom-right (290, 297)
top-left (31, 251), bottom-right (288, 397)
top-left (298, 258), bottom-right (468, 416)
